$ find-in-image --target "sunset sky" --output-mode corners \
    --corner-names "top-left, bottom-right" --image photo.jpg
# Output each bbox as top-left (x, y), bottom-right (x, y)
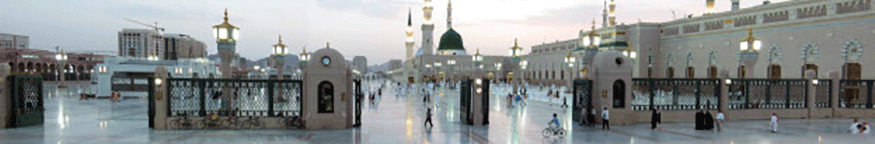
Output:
top-left (0, 0), bottom-right (790, 64)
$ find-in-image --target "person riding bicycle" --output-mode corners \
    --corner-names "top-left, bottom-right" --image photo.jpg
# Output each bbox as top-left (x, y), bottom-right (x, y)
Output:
top-left (548, 113), bottom-right (560, 130)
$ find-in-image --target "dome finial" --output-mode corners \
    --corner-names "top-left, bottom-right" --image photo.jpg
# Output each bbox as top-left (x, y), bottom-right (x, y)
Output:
top-left (326, 42), bottom-right (330, 48)
top-left (224, 8), bottom-right (229, 21)
top-left (278, 35), bottom-right (282, 43)
top-left (514, 38), bottom-right (518, 47)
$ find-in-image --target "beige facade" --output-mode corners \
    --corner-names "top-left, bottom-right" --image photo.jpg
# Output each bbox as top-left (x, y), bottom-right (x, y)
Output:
top-left (0, 33), bottom-right (28, 49)
top-left (163, 34), bottom-right (206, 60)
top-left (530, 0), bottom-right (875, 81)
top-left (118, 29), bottom-right (164, 59)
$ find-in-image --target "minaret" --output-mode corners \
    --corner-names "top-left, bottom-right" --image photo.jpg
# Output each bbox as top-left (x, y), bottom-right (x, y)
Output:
top-left (608, 0), bottom-right (616, 26)
top-left (447, 0), bottom-right (452, 29)
top-left (602, 0), bottom-right (608, 28)
top-left (732, 0), bottom-right (740, 11)
top-left (706, 0), bottom-right (716, 14)
top-left (406, 8), bottom-right (415, 59)
top-left (421, 0), bottom-right (435, 55)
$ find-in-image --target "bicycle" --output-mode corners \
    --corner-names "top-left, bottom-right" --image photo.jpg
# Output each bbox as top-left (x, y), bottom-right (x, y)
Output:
top-left (542, 126), bottom-right (566, 138)
top-left (278, 115), bottom-right (303, 128)
top-left (240, 116), bottom-right (264, 129)
top-left (170, 113), bottom-right (202, 129)
top-left (202, 113), bottom-right (222, 129)
top-left (222, 115), bottom-right (242, 129)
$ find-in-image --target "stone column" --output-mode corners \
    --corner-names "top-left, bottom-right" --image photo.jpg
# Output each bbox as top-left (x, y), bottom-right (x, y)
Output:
top-left (154, 66), bottom-right (169, 129)
top-left (275, 56), bottom-right (285, 80)
top-left (719, 69), bottom-right (730, 112)
top-left (0, 65), bottom-right (10, 128)
top-left (218, 48), bottom-right (234, 112)
top-left (805, 70), bottom-right (816, 118)
top-left (829, 71), bottom-right (840, 114)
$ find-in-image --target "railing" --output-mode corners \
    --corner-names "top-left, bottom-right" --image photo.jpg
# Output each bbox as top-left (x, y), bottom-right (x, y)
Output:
top-left (167, 78), bottom-right (303, 117)
top-left (728, 79), bottom-right (808, 109)
top-left (815, 79), bottom-right (832, 108)
top-left (631, 78), bottom-right (720, 111)
top-left (839, 80), bottom-right (874, 108)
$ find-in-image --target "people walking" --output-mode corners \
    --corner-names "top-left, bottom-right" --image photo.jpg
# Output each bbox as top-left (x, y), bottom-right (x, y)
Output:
top-left (424, 108), bottom-right (433, 127)
top-left (602, 107), bottom-right (610, 130)
top-left (651, 106), bottom-right (661, 129)
top-left (770, 112), bottom-right (779, 133)
top-left (715, 110), bottom-right (724, 132)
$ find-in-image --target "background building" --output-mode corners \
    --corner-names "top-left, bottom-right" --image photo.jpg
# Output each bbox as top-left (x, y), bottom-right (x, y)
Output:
top-left (0, 33), bottom-right (29, 49)
top-left (352, 56), bottom-right (368, 74)
top-left (163, 34), bottom-right (207, 60)
top-left (118, 29), bottom-right (164, 59)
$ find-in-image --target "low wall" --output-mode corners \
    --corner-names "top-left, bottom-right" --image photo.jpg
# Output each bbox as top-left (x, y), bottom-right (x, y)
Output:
top-left (163, 116), bottom-right (294, 129)
top-left (607, 108), bottom-right (875, 125)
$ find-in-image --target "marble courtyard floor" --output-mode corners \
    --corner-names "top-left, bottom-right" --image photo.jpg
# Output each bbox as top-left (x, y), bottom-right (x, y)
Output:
top-left (2, 81), bottom-right (875, 143)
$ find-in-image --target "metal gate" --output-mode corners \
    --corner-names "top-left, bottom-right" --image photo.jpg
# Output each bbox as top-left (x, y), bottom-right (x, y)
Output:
top-left (353, 79), bottom-right (362, 127)
top-left (460, 79), bottom-right (472, 125)
top-left (7, 75), bottom-right (43, 128)
top-left (481, 79), bottom-right (490, 125)
top-left (148, 77), bottom-right (154, 128)
top-left (572, 79), bottom-right (593, 124)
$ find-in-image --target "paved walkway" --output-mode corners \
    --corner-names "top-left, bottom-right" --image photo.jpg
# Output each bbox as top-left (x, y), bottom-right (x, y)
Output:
top-left (1, 81), bottom-right (874, 143)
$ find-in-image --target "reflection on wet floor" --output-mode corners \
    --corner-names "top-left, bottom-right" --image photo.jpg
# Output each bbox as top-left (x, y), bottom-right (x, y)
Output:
top-left (1, 80), bottom-right (874, 143)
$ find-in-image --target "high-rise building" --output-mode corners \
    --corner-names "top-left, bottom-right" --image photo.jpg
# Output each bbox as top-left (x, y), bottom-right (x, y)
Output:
top-left (163, 34), bottom-right (207, 60)
top-left (118, 29), bottom-right (164, 59)
top-left (0, 33), bottom-right (29, 49)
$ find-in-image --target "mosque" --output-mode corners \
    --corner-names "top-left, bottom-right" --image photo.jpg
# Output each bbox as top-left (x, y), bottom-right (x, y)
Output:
top-left (391, 0), bottom-right (875, 86)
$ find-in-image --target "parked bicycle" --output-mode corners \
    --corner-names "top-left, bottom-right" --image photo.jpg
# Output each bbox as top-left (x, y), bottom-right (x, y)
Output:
top-left (170, 113), bottom-right (202, 129)
top-left (240, 116), bottom-right (264, 129)
top-left (278, 114), bottom-right (303, 128)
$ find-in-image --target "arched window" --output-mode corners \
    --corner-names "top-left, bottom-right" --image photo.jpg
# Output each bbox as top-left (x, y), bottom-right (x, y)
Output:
top-left (318, 81), bottom-right (335, 113)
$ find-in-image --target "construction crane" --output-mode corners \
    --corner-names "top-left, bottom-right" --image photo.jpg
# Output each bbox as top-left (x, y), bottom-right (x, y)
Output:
top-left (124, 18), bottom-right (165, 32)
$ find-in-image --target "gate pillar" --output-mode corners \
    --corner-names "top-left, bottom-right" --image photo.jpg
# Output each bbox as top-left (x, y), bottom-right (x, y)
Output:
top-left (0, 65), bottom-right (10, 128)
top-left (302, 47), bottom-right (354, 130)
top-left (152, 66), bottom-right (169, 130)
top-left (590, 51), bottom-right (632, 125)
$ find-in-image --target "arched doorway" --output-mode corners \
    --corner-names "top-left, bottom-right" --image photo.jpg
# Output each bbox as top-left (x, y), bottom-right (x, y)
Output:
top-left (613, 79), bottom-right (625, 108)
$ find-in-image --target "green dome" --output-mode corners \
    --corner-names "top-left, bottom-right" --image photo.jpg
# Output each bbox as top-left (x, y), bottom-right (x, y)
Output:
top-left (437, 28), bottom-right (464, 51)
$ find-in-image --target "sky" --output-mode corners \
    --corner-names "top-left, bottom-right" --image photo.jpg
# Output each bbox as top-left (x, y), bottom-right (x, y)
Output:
top-left (0, 0), bottom-right (790, 65)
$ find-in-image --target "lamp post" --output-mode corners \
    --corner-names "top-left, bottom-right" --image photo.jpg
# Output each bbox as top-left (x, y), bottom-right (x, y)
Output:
top-left (55, 48), bottom-right (68, 88)
top-left (564, 50), bottom-right (575, 93)
top-left (448, 56), bottom-right (456, 85)
top-left (509, 38), bottom-right (524, 93)
top-left (213, 8), bottom-right (240, 79)
top-left (299, 46), bottom-right (310, 70)
top-left (738, 27), bottom-right (761, 78)
top-left (435, 61), bottom-right (442, 82)
top-left (272, 35), bottom-right (287, 80)
top-left (580, 20), bottom-right (601, 78)
top-left (212, 8), bottom-right (240, 113)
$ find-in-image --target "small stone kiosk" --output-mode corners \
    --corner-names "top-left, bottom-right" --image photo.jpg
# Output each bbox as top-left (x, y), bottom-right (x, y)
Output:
top-left (301, 46), bottom-right (356, 130)
top-left (588, 51), bottom-right (633, 125)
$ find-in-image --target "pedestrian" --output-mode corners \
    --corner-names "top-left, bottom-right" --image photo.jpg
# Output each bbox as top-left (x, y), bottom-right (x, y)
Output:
top-left (580, 106), bottom-right (590, 126)
top-left (770, 112), bottom-right (778, 133)
top-left (695, 110), bottom-right (704, 130)
top-left (424, 108), bottom-right (433, 127)
top-left (651, 106), bottom-right (661, 129)
top-left (715, 110), bottom-right (724, 132)
top-left (862, 122), bottom-right (871, 134)
top-left (602, 107), bottom-right (610, 130)
top-left (704, 110), bottom-right (714, 130)
top-left (850, 118), bottom-right (861, 133)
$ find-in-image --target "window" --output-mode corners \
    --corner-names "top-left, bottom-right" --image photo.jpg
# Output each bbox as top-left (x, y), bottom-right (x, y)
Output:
top-left (318, 81), bottom-right (335, 113)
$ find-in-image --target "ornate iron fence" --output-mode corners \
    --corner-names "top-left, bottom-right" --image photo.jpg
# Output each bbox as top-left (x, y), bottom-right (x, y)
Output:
top-left (728, 79), bottom-right (808, 109)
top-left (815, 79), bottom-right (832, 108)
top-left (839, 80), bottom-right (873, 108)
top-left (167, 78), bottom-right (303, 117)
top-left (631, 78), bottom-right (720, 111)
top-left (7, 75), bottom-right (44, 127)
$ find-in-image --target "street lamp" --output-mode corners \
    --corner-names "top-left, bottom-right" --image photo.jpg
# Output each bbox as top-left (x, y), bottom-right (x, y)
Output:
top-left (509, 38), bottom-right (524, 62)
top-left (55, 48), bottom-right (68, 88)
top-left (299, 46), bottom-right (310, 69)
top-left (738, 27), bottom-right (761, 78)
top-left (213, 8), bottom-right (240, 79)
top-left (564, 51), bottom-right (576, 68)
top-left (272, 35), bottom-right (287, 79)
top-left (623, 47), bottom-right (638, 60)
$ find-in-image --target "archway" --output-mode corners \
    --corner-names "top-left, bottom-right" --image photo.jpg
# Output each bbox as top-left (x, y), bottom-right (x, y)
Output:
top-left (612, 79), bottom-right (626, 108)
